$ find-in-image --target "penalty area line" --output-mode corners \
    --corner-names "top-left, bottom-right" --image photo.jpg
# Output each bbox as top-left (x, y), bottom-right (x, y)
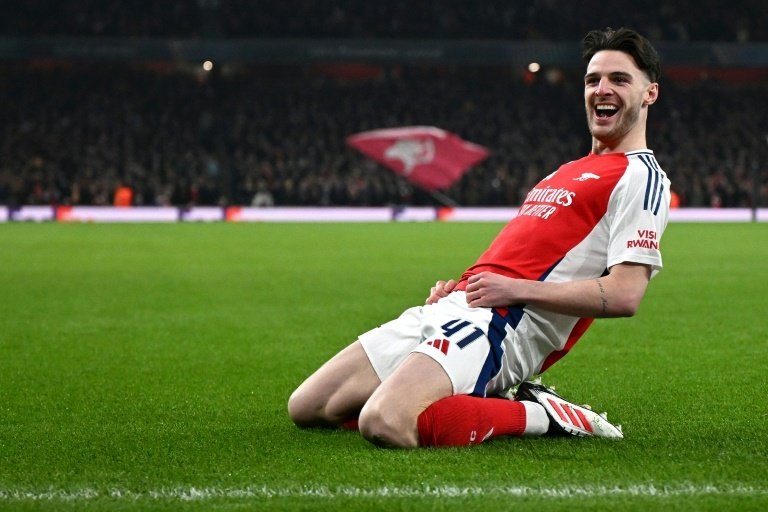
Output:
top-left (0, 484), bottom-right (766, 502)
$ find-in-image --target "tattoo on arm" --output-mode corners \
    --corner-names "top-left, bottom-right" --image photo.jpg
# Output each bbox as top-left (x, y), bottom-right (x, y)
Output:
top-left (596, 278), bottom-right (608, 315)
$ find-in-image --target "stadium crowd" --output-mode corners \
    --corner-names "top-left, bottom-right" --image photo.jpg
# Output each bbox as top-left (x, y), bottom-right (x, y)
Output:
top-left (4, 0), bottom-right (767, 41)
top-left (1, 62), bottom-right (766, 208)
top-left (2, 1), bottom-right (766, 209)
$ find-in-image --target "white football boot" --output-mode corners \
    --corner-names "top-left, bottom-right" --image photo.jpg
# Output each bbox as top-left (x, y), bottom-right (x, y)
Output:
top-left (514, 381), bottom-right (624, 439)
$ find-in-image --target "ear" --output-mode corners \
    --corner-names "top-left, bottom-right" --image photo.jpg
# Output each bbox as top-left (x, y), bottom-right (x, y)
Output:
top-left (643, 82), bottom-right (659, 106)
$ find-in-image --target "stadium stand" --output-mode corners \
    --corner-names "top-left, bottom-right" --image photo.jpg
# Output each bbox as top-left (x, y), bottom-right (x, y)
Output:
top-left (4, 0), bottom-right (766, 41)
top-left (1, 2), bottom-right (766, 208)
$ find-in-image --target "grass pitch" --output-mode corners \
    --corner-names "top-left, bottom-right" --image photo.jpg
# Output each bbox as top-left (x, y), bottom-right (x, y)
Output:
top-left (0, 221), bottom-right (766, 511)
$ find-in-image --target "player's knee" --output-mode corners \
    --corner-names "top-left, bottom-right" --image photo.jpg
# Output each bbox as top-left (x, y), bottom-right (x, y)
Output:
top-left (287, 387), bottom-right (322, 427)
top-left (358, 403), bottom-right (417, 448)
top-left (288, 386), bottom-right (353, 427)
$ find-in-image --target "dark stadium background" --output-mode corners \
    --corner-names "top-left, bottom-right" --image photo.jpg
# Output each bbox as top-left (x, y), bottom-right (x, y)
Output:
top-left (1, 0), bottom-right (766, 209)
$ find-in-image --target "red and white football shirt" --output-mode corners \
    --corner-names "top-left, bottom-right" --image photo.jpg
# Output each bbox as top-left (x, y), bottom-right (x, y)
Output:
top-left (457, 150), bottom-right (671, 379)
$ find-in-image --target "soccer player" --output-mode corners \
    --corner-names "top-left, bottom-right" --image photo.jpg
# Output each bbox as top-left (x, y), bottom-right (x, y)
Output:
top-left (288, 27), bottom-right (671, 448)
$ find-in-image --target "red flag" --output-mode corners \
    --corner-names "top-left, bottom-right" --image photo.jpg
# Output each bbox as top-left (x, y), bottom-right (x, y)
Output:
top-left (346, 126), bottom-right (489, 191)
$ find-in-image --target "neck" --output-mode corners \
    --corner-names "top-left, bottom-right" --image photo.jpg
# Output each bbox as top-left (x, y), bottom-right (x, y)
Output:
top-left (591, 113), bottom-right (649, 154)
top-left (591, 140), bottom-right (644, 155)
top-left (591, 131), bottom-right (647, 155)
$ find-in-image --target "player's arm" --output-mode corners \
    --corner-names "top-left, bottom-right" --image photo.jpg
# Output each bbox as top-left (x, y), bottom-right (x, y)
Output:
top-left (464, 262), bottom-right (651, 318)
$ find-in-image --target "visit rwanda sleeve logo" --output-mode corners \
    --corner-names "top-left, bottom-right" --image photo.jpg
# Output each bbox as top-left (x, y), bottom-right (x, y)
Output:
top-left (627, 229), bottom-right (659, 249)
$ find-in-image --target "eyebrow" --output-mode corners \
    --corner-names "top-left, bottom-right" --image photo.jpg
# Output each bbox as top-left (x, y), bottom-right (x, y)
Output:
top-left (584, 71), bottom-right (634, 82)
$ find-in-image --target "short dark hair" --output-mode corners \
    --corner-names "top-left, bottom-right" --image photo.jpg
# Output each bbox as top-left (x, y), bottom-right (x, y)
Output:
top-left (582, 27), bottom-right (661, 83)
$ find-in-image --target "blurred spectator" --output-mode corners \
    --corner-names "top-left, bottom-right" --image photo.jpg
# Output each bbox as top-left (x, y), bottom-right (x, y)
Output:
top-left (251, 180), bottom-right (274, 207)
top-left (113, 183), bottom-right (133, 207)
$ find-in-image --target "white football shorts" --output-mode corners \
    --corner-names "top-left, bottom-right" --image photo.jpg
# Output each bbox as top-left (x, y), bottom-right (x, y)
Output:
top-left (358, 291), bottom-right (520, 396)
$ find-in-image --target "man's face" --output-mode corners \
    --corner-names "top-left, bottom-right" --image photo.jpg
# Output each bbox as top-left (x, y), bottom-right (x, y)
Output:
top-left (584, 50), bottom-right (657, 145)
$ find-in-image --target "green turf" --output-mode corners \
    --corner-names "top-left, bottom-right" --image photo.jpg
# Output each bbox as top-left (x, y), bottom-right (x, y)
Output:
top-left (0, 222), bottom-right (766, 511)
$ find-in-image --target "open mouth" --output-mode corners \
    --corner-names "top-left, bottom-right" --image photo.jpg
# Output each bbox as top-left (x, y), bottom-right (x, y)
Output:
top-left (595, 104), bottom-right (619, 118)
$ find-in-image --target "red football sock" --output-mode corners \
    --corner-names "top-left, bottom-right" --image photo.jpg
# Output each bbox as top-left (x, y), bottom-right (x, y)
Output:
top-left (340, 418), bottom-right (359, 431)
top-left (417, 395), bottom-right (527, 447)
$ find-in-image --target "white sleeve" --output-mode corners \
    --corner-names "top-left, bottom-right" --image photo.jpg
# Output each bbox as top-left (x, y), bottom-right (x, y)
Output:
top-left (606, 158), bottom-right (671, 278)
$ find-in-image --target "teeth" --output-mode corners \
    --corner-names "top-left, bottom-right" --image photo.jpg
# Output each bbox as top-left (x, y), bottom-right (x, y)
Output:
top-left (596, 105), bottom-right (617, 111)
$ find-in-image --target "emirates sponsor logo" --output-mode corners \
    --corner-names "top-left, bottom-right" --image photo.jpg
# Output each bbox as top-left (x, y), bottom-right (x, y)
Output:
top-left (524, 186), bottom-right (576, 206)
top-left (519, 186), bottom-right (576, 219)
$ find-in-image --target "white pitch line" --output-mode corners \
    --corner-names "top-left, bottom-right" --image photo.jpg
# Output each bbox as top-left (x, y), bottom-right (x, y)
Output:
top-left (0, 484), bottom-right (766, 502)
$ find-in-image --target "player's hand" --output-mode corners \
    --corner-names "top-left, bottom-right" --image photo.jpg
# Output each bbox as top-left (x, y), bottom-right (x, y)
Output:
top-left (426, 279), bottom-right (457, 304)
top-left (465, 272), bottom-right (527, 308)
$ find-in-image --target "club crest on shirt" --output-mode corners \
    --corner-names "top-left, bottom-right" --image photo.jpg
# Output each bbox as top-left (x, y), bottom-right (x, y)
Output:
top-left (574, 172), bottom-right (600, 181)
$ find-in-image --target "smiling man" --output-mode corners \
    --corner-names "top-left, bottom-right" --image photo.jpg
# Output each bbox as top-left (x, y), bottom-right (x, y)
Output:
top-left (288, 28), bottom-right (671, 448)
top-left (584, 38), bottom-right (660, 154)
